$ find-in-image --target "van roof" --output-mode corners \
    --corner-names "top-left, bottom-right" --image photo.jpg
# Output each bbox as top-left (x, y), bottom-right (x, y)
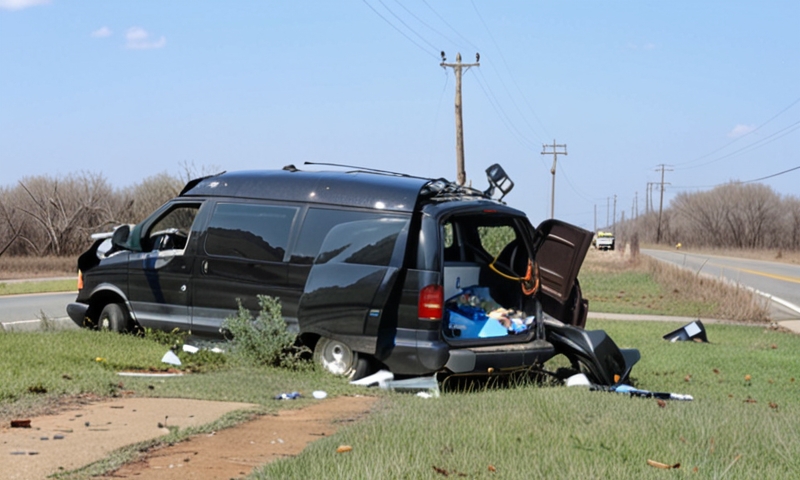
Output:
top-left (180, 168), bottom-right (432, 213)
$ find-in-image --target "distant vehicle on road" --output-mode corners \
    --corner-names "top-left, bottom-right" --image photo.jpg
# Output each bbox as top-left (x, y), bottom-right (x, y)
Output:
top-left (594, 231), bottom-right (615, 251)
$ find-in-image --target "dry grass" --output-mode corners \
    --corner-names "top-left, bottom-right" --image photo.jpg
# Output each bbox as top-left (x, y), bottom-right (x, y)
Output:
top-left (582, 247), bottom-right (771, 323)
top-left (644, 255), bottom-right (771, 323)
top-left (0, 255), bottom-right (76, 280)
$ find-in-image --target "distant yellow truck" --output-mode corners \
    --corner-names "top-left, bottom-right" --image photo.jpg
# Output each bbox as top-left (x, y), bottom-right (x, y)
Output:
top-left (594, 231), bottom-right (615, 251)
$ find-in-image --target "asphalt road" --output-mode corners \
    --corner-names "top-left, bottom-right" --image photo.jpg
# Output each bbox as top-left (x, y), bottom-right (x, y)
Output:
top-left (0, 291), bottom-right (77, 331)
top-left (4, 250), bottom-right (800, 330)
top-left (642, 248), bottom-right (800, 319)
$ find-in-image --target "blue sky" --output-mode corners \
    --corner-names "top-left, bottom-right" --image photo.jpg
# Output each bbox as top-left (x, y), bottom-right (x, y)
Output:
top-left (1, 1), bottom-right (798, 230)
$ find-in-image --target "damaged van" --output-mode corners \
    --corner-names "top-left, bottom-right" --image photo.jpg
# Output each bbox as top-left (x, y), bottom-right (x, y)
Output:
top-left (67, 164), bottom-right (638, 384)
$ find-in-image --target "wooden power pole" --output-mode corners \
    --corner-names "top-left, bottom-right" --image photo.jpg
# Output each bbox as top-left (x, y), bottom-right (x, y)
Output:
top-left (541, 140), bottom-right (567, 218)
top-left (655, 164), bottom-right (673, 243)
top-left (440, 52), bottom-right (479, 185)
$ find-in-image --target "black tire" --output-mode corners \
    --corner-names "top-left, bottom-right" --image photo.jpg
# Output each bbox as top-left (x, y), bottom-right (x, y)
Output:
top-left (313, 337), bottom-right (371, 380)
top-left (97, 303), bottom-right (129, 333)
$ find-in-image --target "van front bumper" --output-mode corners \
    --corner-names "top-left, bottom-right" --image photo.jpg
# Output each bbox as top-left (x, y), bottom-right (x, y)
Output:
top-left (66, 302), bottom-right (90, 327)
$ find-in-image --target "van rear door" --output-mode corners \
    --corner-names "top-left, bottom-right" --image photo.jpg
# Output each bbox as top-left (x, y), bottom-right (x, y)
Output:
top-left (297, 216), bottom-right (410, 355)
top-left (531, 219), bottom-right (593, 326)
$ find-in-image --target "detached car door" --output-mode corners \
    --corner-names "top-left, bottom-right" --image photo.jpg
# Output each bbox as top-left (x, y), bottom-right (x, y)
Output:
top-left (530, 219), bottom-right (593, 327)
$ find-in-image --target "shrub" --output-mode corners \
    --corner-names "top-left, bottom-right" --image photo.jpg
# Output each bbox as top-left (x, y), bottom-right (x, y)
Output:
top-left (222, 295), bottom-right (310, 369)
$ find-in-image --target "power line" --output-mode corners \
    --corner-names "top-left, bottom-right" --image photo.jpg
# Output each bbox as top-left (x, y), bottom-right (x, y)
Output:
top-left (420, 0), bottom-right (481, 52)
top-left (676, 94), bottom-right (800, 169)
top-left (375, 0), bottom-right (440, 52)
top-left (680, 119), bottom-right (800, 170)
top-left (392, 0), bottom-right (462, 49)
top-left (741, 165), bottom-right (800, 184)
top-left (361, 0), bottom-right (439, 59)
top-left (469, 0), bottom-right (549, 142)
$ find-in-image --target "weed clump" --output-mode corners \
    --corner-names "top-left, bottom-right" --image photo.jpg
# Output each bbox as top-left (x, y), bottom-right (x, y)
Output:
top-left (222, 295), bottom-right (310, 369)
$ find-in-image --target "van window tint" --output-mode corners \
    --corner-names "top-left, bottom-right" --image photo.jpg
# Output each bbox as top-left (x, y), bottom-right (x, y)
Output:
top-left (316, 218), bottom-right (409, 266)
top-left (145, 204), bottom-right (200, 252)
top-left (205, 203), bottom-right (298, 262)
top-left (290, 209), bottom-right (376, 264)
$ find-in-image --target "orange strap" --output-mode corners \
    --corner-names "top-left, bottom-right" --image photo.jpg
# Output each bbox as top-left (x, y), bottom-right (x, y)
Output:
top-left (521, 259), bottom-right (540, 296)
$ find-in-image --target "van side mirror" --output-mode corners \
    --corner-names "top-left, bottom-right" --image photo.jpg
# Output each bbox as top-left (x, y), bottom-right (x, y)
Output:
top-left (485, 164), bottom-right (514, 201)
top-left (111, 225), bottom-right (131, 249)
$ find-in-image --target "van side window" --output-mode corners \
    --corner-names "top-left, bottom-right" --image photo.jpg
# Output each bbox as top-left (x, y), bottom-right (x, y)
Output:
top-left (204, 203), bottom-right (298, 262)
top-left (144, 204), bottom-right (200, 252)
top-left (316, 218), bottom-right (409, 267)
top-left (290, 209), bottom-right (375, 264)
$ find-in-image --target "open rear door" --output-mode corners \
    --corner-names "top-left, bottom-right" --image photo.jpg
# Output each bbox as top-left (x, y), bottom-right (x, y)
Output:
top-left (297, 217), bottom-right (409, 355)
top-left (531, 219), bottom-right (593, 327)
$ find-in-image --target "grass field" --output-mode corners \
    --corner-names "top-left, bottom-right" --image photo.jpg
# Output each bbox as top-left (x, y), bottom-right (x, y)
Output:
top-left (3, 320), bottom-right (799, 479)
top-left (1, 249), bottom-right (793, 478)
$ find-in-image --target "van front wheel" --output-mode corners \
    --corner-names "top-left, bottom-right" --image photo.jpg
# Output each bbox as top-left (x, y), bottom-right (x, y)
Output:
top-left (313, 337), bottom-right (371, 380)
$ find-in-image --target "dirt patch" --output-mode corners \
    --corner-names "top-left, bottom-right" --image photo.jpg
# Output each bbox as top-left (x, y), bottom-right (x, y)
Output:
top-left (1, 395), bottom-right (376, 480)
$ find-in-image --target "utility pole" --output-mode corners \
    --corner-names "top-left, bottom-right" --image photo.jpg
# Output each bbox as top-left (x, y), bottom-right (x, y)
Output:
top-left (606, 197), bottom-right (610, 227)
top-left (594, 204), bottom-right (597, 233)
top-left (655, 164), bottom-right (673, 243)
top-left (440, 52), bottom-right (479, 185)
top-left (541, 140), bottom-right (567, 218)
top-left (613, 194), bottom-right (617, 234)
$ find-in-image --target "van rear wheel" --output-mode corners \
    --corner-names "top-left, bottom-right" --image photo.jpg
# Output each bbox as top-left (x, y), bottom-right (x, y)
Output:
top-left (98, 303), bottom-right (129, 333)
top-left (313, 337), bottom-right (371, 380)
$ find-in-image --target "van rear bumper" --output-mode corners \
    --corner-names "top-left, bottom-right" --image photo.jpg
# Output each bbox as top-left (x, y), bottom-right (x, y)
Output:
top-left (383, 328), bottom-right (556, 376)
top-left (444, 339), bottom-right (556, 373)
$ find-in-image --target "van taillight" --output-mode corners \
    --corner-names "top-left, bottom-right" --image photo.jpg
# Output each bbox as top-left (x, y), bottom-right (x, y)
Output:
top-left (418, 284), bottom-right (443, 320)
top-left (77, 270), bottom-right (83, 291)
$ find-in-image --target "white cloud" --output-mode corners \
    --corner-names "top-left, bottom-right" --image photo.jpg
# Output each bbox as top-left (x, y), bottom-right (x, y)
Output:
top-left (125, 27), bottom-right (166, 50)
top-left (91, 26), bottom-right (112, 38)
top-left (727, 124), bottom-right (756, 138)
top-left (0, 0), bottom-right (50, 11)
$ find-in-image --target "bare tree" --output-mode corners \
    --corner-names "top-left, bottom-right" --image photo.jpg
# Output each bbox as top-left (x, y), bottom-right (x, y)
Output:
top-left (14, 172), bottom-right (117, 256)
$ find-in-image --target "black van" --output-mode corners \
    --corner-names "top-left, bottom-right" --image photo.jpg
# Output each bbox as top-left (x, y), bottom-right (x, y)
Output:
top-left (67, 164), bottom-right (638, 384)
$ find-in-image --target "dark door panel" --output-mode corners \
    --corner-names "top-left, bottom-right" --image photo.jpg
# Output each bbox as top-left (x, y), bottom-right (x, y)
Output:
top-left (127, 251), bottom-right (192, 331)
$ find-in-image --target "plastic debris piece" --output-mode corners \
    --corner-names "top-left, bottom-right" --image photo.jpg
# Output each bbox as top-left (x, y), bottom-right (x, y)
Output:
top-left (417, 392), bottom-right (433, 399)
top-left (161, 350), bottom-right (182, 366)
top-left (566, 373), bottom-right (591, 387)
top-left (350, 369), bottom-right (394, 388)
top-left (647, 459), bottom-right (680, 469)
top-left (610, 384), bottom-right (693, 401)
top-left (312, 390), bottom-right (327, 399)
top-left (274, 391), bottom-right (301, 400)
top-left (182, 344), bottom-right (199, 354)
top-left (663, 320), bottom-right (708, 343)
top-left (385, 374), bottom-right (440, 397)
top-left (336, 445), bottom-right (353, 453)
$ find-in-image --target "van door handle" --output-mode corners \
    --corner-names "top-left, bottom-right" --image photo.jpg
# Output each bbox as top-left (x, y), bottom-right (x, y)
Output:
top-left (202, 260), bottom-right (209, 274)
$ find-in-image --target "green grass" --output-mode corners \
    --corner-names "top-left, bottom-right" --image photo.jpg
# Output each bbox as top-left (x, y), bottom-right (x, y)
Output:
top-left (580, 269), bottom-right (716, 317)
top-left (253, 320), bottom-right (800, 479)
top-left (0, 278), bottom-right (76, 296)
top-left (4, 321), bottom-right (799, 478)
top-left (0, 329), bottom-right (353, 419)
